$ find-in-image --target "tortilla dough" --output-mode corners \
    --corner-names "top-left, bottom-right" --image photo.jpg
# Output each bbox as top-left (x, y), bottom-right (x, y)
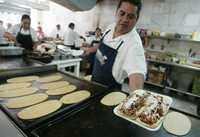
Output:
top-left (7, 76), bottom-right (39, 83)
top-left (40, 81), bottom-right (69, 90)
top-left (17, 100), bottom-right (62, 120)
top-left (5, 93), bottom-right (48, 109)
top-left (38, 75), bottom-right (63, 83)
top-left (60, 90), bottom-right (91, 104)
top-left (100, 92), bottom-right (127, 106)
top-left (0, 87), bottom-right (38, 98)
top-left (83, 75), bottom-right (92, 81)
top-left (0, 83), bottom-right (31, 91)
top-left (46, 85), bottom-right (77, 95)
top-left (163, 112), bottom-right (191, 136)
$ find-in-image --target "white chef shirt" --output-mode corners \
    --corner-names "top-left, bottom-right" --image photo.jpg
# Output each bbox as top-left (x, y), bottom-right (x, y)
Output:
top-left (0, 26), bottom-right (8, 44)
top-left (103, 23), bottom-right (147, 84)
top-left (63, 28), bottom-right (79, 46)
top-left (10, 24), bottom-right (38, 42)
top-left (50, 29), bottom-right (64, 39)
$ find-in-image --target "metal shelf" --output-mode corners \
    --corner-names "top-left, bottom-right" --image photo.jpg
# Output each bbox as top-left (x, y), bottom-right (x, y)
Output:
top-left (144, 81), bottom-right (164, 88)
top-left (166, 86), bottom-right (200, 99)
top-left (148, 35), bottom-right (200, 44)
top-left (146, 59), bottom-right (200, 71)
top-left (144, 48), bottom-right (165, 53)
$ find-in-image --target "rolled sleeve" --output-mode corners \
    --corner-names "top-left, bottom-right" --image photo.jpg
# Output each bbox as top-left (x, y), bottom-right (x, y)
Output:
top-left (123, 44), bottom-right (147, 77)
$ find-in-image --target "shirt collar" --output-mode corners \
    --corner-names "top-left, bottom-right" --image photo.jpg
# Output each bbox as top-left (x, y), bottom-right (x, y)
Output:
top-left (106, 23), bottom-right (136, 42)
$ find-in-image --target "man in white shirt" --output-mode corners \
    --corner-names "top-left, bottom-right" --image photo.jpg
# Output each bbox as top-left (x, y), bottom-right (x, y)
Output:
top-left (0, 20), bottom-right (3, 27)
top-left (0, 20), bottom-right (9, 46)
top-left (91, 0), bottom-right (146, 92)
top-left (63, 22), bottom-right (80, 49)
top-left (4, 14), bottom-right (38, 50)
top-left (51, 24), bottom-right (64, 39)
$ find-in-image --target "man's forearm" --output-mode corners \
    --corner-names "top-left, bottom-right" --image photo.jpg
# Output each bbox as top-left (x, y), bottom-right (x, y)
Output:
top-left (128, 73), bottom-right (144, 93)
top-left (89, 45), bottom-right (99, 53)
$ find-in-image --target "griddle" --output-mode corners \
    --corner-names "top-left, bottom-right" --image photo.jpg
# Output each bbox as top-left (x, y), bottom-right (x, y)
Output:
top-left (32, 90), bottom-right (200, 137)
top-left (0, 65), bottom-right (108, 133)
top-left (0, 56), bottom-right (42, 70)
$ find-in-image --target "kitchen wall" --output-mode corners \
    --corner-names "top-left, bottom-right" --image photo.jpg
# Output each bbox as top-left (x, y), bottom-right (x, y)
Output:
top-left (138, 0), bottom-right (200, 34)
top-left (95, 0), bottom-right (200, 34)
top-left (31, 1), bottom-right (102, 36)
top-left (94, 0), bottom-right (200, 59)
top-left (31, 0), bottom-right (200, 59)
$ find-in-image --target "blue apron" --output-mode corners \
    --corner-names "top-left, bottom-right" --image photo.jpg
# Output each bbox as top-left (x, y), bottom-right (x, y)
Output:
top-left (92, 30), bottom-right (124, 89)
top-left (16, 27), bottom-right (34, 51)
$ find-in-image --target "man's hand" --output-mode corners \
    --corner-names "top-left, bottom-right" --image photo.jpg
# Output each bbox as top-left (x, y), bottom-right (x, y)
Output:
top-left (82, 47), bottom-right (91, 56)
top-left (128, 73), bottom-right (144, 93)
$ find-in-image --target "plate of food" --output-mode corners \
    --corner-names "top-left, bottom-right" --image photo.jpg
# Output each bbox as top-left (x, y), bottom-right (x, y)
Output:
top-left (113, 89), bottom-right (172, 131)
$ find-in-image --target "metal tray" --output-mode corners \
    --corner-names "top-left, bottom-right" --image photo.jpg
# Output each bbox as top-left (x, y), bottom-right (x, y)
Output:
top-left (31, 90), bottom-right (200, 137)
top-left (0, 46), bottom-right (24, 56)
top-left (0, 65), bottom-right (108, 132)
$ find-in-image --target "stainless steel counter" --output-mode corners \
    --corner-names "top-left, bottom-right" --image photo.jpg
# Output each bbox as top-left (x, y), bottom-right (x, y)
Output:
top-left (0, 56), bottom-right (42, 70)
top-left (0, 110), bottom-right (27, 137)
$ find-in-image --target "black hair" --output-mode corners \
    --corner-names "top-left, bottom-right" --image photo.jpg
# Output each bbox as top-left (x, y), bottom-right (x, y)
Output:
top-left (21, 14), bottom-right (31, 21)
top-left (117, 0), bottom-right (142, 17)
top-left (68, 22), bottom-right (75, 28)
top-left (95, 27), bottom-right (101, 32)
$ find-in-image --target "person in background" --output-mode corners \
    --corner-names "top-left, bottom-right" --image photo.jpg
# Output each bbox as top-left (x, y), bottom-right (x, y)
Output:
top-left (83, 27), bottom-right (102, 74)
top-left (51, 24), bottom-right (63, 40)
top-left (64, 22), bottom-right (85, 50)
top-left (0, 20), bottom-right (9, 46)
top-left (0, 20), bottom-right (3, 27)
top-left (4, 14), bottom-right (38, 51)
top-left (36, 26), bottom-right (45, 41)
top-left (6, 23), bottom-right (12, 32)
top-left (90, 0), bottom-right (147, 92)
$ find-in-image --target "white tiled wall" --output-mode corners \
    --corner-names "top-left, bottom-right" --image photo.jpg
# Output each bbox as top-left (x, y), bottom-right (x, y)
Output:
top-left (138, 0), bottom-right (200, 34)
top-left (96, 0), bottom-right (200, 59)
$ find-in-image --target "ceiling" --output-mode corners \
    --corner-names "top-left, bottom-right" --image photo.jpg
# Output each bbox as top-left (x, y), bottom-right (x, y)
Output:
top-left (51, 0), bottom-right (99, 11)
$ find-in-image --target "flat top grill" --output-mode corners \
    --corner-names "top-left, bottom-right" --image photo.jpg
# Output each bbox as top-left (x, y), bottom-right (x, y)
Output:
top-left (0, 66), bottom-right (108, 132)
top-left (32, 91), bottom-right (200, 137)
top-left (0, 56), bottom-right (42, 70)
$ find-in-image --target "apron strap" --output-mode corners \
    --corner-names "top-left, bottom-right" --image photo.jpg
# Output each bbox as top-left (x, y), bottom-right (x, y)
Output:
top-left (116, 40), bottom-right (124, 51)
top-left (101, 29), bottom-right (111, 41)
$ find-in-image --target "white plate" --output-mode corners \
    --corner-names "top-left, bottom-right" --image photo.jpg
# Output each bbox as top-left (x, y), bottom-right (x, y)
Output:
top-left (113, 92), bottom-right (173, 131)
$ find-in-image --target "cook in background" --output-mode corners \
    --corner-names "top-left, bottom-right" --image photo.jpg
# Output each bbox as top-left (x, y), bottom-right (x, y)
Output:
top-left (83, 27), bottom-right (102, 75)
top-left (64, 22), bottom-right (85, 50)
top-left (6, 23), bottom-right (12, 32)
top-left (4, 14), bottom-right (38, 51)
top-left (0, 20), bottom-right (3, 27)
top-left (90, 0), bottom-right (147, 92)
top-left (50, 24), bottom-right (64, 40)
top-left (36, 26), bottom-right (45, 41)
top-left (0, 20), bottom-right (9, 46)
